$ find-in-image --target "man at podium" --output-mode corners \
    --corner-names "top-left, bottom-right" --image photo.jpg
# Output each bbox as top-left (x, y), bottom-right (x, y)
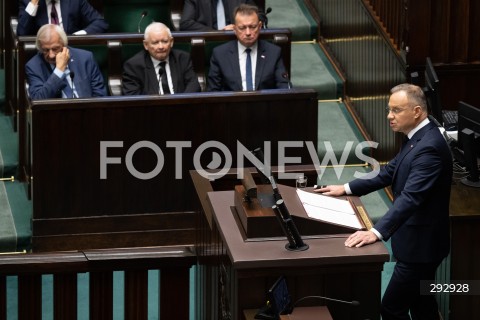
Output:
top-left (316, 84), bottom-right (452, 320)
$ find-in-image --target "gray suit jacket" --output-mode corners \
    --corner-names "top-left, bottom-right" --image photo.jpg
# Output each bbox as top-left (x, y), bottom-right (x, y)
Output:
top-left (121, 49), bottom-right (201, 95)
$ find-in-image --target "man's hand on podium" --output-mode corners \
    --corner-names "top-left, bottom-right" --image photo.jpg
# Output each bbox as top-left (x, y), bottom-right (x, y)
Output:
top-left (313, 184), bottom-right (345, 196)
top-left (345, 230), bottom-right (378, 248)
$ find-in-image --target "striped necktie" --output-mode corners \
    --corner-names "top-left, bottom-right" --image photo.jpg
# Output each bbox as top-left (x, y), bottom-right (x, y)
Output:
top-left (51, 0), bottom-right (59, 25)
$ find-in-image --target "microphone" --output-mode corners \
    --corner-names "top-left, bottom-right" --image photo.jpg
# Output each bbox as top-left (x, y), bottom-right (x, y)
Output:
top-left (260, 7), bottom-right (272, 29)
top-left (273, 199), bottom-right (308, 251)
top-left (137, 10), bottom-right (148, 33)
top-left (292, 295), bottom-right (360, 307)
top-left (282, 72), bottom-right (293, 89)
top-left (69, 71), bottom-right (76, 99)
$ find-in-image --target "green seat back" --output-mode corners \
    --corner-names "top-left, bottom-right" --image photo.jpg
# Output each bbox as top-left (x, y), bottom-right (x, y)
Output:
top-left (103, 0), bottom-right (173, 32)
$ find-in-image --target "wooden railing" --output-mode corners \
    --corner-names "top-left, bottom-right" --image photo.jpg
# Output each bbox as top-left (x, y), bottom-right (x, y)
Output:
top-left (366, 0), bottom-right (406, 52)
top-left (364, 0), bottom-right (480, 108)
top-left (307, 0), bottom-right (406, 160)
top-left (0, 246), bottom-right (196, 320)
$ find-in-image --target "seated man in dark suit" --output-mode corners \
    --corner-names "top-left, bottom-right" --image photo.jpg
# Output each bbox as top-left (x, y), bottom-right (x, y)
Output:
top-left (180, 0), bottom-right (257, 31)
top-left (122, 22), bottom-right (201, 95)
top-left (25, 24), bottom-right (107, 99)
top-left (207, 4), bottom-right (289, 91)
top-left (17, 0), bottom-right (108, 36)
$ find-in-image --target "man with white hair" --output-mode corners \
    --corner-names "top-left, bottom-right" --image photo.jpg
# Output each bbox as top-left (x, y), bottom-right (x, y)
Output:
top-left (122, 22), bottom-right (201, 95)
top-left (25, 24), bottom-right (106, 99)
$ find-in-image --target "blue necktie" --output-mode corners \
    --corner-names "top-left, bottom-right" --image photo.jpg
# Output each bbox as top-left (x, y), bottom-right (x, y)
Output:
top-left (62, 74), bottom-right (74, 98)
top-left (246, 48), bottom-right (253, 91)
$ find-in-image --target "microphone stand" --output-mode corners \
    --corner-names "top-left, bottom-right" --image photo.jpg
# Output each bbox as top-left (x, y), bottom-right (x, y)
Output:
top-left (293, 295), bottom-right (360, 307)
top-left (70, 71), bottom-right (76, 98)
top-left (137, 11), bottom-right (148, 33)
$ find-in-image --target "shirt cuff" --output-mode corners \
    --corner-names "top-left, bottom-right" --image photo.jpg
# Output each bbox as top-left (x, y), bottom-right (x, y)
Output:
top-left (344, 183), bottom-right (352, 195)
top-left (73, 30), bottom-right (87, 35)
top-left (26, 2), bottom-right (38, 16)
top-left (53, 68), bottom-right (67, 79)
top-left (370, 228), bottom-right (383, 240)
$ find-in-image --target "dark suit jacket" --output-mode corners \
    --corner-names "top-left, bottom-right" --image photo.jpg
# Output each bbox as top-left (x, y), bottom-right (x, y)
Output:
top-left (180, 0), bottom-right (257, 31)
top-left (121, 49), bottom-right (201, 95)
top-left (26, 47), bottom-right (107, 99)
top-left (17, 0), bottom-right (108, 36)
top-left (207, 40), bottom-right (288, 91)
top-left (349, 121), bottom-right (452, 264)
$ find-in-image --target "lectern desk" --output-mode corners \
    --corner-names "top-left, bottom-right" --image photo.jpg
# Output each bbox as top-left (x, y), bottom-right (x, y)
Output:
top-left (196, 183), bottom-right (390, 320)
top-left (437, 182), bottom-right (480, 319)
top-left (280, 306), bottom-right (333, 320)
top-left (243, 306), bottom-right (332, 320)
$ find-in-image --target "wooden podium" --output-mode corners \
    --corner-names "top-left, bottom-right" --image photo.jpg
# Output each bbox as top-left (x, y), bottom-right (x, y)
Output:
top-left (192, 171), bottom-right (390, 320)
top-left (244, 306), bottom-right (333, 320)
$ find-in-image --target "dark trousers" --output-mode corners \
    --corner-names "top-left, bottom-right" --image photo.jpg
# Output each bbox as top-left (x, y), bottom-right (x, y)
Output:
top-left (381, 260), bottom-right (440, 320)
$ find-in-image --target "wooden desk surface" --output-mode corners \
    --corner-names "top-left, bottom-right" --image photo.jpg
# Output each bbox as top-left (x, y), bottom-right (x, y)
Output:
top-left (244, 306), bottom-right (332, 320)
top-left (280, 306), bottom-right (333, 320)
top-left (207, 190), bottom-right (389, 270)
top-left (449, 182), bottom-right (480, 218)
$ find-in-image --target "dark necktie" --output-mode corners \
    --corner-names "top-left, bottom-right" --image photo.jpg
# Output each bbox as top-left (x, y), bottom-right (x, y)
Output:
top-left (245, 48), bottom-right (253, 91)
top-left (51, 0), bottom-right (59, 25)
top-left (62, 73), bottom-right (74, 98)
top-left (158, 61), bottom-right (171, 95)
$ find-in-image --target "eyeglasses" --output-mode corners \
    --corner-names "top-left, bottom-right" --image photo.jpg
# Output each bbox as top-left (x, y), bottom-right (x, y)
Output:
top-left (385, 106), bottom-right (409, 115)
top-left (235, 24), bottom-right (259, 32)
top-left (41, 46), bottom-right (62, 54)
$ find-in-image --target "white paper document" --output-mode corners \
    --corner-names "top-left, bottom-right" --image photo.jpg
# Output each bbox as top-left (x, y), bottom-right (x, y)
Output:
top-left (296, 189), bottom-right (362, 229)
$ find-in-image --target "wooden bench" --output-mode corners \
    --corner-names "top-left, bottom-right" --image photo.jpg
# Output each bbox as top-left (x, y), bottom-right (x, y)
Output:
top-left (26, 88), bottom-right (317, 251)
top-left (16, 29), bottom-right (292, 187)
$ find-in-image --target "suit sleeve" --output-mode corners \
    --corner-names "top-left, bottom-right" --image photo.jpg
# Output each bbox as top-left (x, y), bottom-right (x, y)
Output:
top-left (180, 0), bottom-right (216, 31)
top-left (86, 52), bottom-right (107, 97)
top-left (77, 0), bottom-right (108, 34)
top-left (26, 57), bottom-right (67, 99)
top-left (370, 145), bottom-right (446, 240)
top-left (207, 48), bottom-right (223, 91)
top-left (180, 53), bottom-right (202, 93)
top-left (121, 57), bottom-right (144, 95)
top-left (273, 50), bottom-right (289, 89)
top-left (17, 0), bottom-right (37, 36)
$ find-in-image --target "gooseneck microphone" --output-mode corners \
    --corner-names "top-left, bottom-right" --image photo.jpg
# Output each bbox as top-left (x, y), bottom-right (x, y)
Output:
top-left (293, 295), bottom-right (360, 307)
top-left (261, 7), bottom-right (272, 29)
top-left (273, 199), bottom-right (308, 251)
top-left (69, 71), bottom-right (76, 98)
top-left (137, 10), bottom-right (148, 33)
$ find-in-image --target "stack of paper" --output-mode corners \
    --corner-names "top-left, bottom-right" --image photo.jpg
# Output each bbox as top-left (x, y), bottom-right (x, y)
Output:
top-left (296, 189), bottom-right (362, 229)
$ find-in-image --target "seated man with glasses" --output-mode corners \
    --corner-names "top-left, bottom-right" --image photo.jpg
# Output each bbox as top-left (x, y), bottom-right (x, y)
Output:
top-left (207, 4), bottom-right (289, 91)
top-left (26, 24), bottom-right (106, 99)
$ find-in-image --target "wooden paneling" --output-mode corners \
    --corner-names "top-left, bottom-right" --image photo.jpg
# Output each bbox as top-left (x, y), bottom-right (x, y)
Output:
top-left (28, 89), bottom-right (317, 251)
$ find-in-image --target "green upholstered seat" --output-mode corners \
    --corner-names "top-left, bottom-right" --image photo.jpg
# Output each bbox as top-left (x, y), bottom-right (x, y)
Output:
top-left (103, 0), bottom-right (173, 32)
